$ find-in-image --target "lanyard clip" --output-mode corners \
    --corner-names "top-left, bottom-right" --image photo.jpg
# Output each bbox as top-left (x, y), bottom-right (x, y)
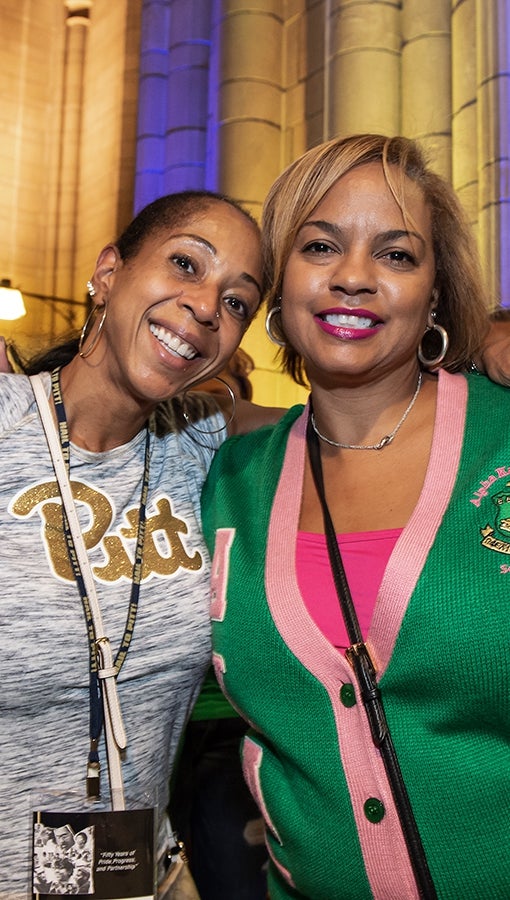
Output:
top-left (345, 642), bottom-right (388, 748)
top-left (87, 738), bottom-right (100, 799)
top-left (86, 760), bottom-right (101, 799)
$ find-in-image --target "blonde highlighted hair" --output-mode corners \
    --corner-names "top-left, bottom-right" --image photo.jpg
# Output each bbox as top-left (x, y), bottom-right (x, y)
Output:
top-left (262, 134), bottom-right (490, 385)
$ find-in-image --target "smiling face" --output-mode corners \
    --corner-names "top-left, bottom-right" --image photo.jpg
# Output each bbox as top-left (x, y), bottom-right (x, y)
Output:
top-left (89, 199), bottom-right (263, 407)
top-left (280, 161), bottom-right (436, 387)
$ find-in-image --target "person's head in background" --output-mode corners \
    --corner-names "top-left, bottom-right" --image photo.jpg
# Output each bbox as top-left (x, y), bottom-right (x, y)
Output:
top-left (74, 832), bottom-right (88, 851)
top-left (51, 856), bottom-right (75, 885)
top-left (193, 347), bottom-right (254, 401)
top-left (54, 825), bottom-right (74, 853)
top-left (262, 133), bottom-right (490, 386)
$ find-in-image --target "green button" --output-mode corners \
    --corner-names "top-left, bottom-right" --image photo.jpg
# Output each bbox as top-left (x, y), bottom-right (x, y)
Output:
top-left (340, 683), bottom-right (356, 707)
top-left (364, 797), bottom-right (385, 823)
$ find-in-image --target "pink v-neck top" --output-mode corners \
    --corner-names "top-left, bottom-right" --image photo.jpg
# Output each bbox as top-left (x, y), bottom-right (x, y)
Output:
top-left (296, 529), bottom-right (402, 649)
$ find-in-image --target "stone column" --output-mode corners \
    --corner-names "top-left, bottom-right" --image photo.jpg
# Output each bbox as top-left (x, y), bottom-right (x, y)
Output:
top-left (401, 0), bottom-right (451, 177)
top-left (135, 0), bottom-right (214, 206)
top-left (451, 0), bottom-right (478, 226)
top-left (166, 0), bottom-right (213, 190)
top-left (212, 0), bottom-right (292, 405)
top-left (328, 0), bottom-right (400, 137)
top-left (54, 0), bottom-right (93, 328)
top-left (135, 0), bottom-right (171, 210)
top-left (212, 0), bottom-right (282, 214)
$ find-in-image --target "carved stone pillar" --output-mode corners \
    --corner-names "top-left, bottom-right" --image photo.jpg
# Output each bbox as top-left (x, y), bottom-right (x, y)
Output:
top-left (213, 0), bottom-right (282, 216)
top-left (135, 0), bottom-right (213, 209)
top-left (56, 1), bottom-right (93, 314)
top-left (401, 0), bottom-right (451, 177)
top-left (328, 0), bottom-right (400, 137)
top-left (451, 0), bottom-right (478, 225)
top-left (212, 1), bottom-right (289, 404)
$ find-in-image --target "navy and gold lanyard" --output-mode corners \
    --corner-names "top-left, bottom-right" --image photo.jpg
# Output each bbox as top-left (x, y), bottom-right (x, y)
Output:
top-left (51, 368), bottom-right (151, 799)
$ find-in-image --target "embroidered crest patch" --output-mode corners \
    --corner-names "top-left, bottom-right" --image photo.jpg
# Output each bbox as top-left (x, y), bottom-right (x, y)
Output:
top-left (480, 483), bottom-right (510, 555)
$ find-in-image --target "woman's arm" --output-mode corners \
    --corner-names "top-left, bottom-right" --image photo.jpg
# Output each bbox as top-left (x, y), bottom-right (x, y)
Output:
top-left (0, 338), bottom-right (11, 373)
top-left (230, 398), bottom-right (286, 434)
top-left (212, 394), bottom-right (286, 435)
top-left (475, 312), bottom-right (510, 386)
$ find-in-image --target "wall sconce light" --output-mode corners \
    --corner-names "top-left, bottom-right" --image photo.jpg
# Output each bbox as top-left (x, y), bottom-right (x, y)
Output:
top-left (0, 278), bottom-right (88, 326)
top-left (0, 279), bottom-right (27, 320)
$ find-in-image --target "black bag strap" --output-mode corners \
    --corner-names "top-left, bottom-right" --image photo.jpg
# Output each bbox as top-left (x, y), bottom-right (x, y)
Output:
top-left (306, 409), bottom-right (437, 900)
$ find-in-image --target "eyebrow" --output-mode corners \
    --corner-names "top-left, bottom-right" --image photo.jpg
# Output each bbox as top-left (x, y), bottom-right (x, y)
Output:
top-left (240, 272), bottom-right (262, 296)
top-left (175, 232), bottom-right (262, 296)
top-left (302, 220), bottom-right (426, 248)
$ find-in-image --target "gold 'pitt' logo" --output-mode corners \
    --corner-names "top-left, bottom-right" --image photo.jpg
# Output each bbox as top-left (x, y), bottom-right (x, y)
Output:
top-left (10, 479), bottom-right (203, 582)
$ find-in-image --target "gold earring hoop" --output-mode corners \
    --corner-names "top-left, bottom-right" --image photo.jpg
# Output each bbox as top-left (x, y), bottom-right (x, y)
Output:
top-left (417, 310), bottom-right (449, 370)
top-left (265, 305), bottom-right (286, 347)
top-left (182, 376), bottom-right (236, 434)
top-left (79, 304), bottom-right (107, 358)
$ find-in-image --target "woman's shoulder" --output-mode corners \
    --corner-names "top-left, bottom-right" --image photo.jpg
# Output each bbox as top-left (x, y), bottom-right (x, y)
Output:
top-left (0, 371), bottom-right (48, 435)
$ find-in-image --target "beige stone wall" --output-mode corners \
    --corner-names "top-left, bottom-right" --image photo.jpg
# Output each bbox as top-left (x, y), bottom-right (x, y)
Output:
top-left (1, 1), bottom-right (66, 350)
top-left (0, 0), bottom-right (141, 352)
top-left (76, 0), bottom-right (141, 298)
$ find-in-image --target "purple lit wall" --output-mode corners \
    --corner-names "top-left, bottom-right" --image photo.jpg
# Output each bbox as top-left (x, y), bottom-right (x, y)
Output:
top-left (134, 0), bottom-right (216, 212)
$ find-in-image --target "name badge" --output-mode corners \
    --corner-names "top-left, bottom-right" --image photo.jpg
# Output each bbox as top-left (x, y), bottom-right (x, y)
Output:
top-left (32, 806), bottom-right (155, 899)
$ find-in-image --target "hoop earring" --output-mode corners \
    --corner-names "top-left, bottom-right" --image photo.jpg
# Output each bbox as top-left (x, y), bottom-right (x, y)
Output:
top-left (79, 304), bottom-right (107, 358)
top-left (265, 306), bottom-right (286, 347)
top-left (182, 377), bottom-right (236, 434)
top-left (417, 310), bottom-right (449, 370)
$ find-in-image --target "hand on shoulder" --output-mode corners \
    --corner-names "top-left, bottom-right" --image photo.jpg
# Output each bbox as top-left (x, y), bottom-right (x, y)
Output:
top-left (477, 314), bottom-right (510, 386)
top-left (0, 338), bottom-right (13, 374)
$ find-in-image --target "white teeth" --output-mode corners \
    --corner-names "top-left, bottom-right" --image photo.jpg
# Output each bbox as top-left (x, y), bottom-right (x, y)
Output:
top-left (323, 313), bottom-right (374, 329)
top-left (150, 323), bottom-right (197, 359)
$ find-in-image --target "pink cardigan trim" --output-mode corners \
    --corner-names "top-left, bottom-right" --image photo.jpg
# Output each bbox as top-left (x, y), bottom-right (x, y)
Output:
top-left (242, 738), bottom-right (295, 886)
top-left (265, 371), bottom-right (467, 899)
top-left (370, 371), bottom-right (467, 672)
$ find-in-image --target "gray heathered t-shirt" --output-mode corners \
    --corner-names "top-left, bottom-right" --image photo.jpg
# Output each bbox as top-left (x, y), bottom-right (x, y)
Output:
top-left (0, 372), bottom-right (220, 897)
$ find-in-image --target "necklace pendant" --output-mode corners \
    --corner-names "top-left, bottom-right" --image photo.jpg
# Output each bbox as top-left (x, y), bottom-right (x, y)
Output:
top-left (375, 434), bottom-right (392, 449)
